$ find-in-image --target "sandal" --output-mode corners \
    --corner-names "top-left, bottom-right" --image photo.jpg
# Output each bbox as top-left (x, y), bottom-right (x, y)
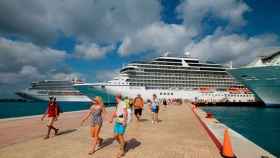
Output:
top-left (123, 142), bottom-right (127, 152)
top-left (55, 129), bottom-right (59, 135)
top-left (116, 152), bottom-right (124, 158)
top-left (98, 138), bottom-right (103, 147)
top-left (88, 150), bottom-right (95, 155)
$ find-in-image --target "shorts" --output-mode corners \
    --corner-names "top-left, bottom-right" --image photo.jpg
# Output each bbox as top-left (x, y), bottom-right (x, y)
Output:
top-left (152, 107), bottom-right (159, 113)
top-left (134, 108), bottom-right (142, 116)
top-left (91, 121), bottom-right (103, 127)
top-left (114, 122), bottom-right (126, 135)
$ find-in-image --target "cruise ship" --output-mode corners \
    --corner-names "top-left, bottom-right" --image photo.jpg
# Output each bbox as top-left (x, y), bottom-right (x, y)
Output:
top-left (16, 80), bottom-right (92, 102)
top-left (228, 51), bottom-right (280, 106)
top-left (75, 53), bottom-right (255, 103)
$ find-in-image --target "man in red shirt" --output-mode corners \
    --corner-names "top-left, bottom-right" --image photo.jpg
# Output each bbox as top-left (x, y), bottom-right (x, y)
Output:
top-left (41, 96), bottom-right (60, 139)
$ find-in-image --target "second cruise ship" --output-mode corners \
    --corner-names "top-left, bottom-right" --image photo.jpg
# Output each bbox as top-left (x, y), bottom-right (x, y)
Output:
top-left (16, 80), bottom-right (92, 102)
top-left (228, 51), bottom-right (280, 106)
top-left (75, 53), bottom-right (255, 103)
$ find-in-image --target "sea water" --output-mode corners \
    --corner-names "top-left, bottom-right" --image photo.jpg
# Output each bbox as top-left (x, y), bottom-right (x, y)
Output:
top-left (201, 106), bottom-right (280, 157)
top-left (0, 101), bottom-right (116, 119)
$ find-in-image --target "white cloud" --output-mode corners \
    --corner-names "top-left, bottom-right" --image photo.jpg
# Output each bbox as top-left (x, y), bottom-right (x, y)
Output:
top-left (47, 0), bottom-right (161, 43)
top-left (51, 72), bottom-right (82, 81)
top-left (0, 37), bottom-right (66, 73)
top-left (0, 37), bottom-right (70, 97)
top-left (0, 0), bottom-right (161, 45)
top-left (177, 0), bottom-right (250, 33)
top-left (118, 22), bottom-right (195, 56)
top-left (117, 0), bottom-right (253, 57)
top-left (0, 65), bottom-right (43, 84)
top-left (95, 69), bottom-right (120, 82)
top-left (75, 43), bottom-right (115, 59)
top-left (186, 31), bottom-right (279, 66)
top-left (0, 0), bottom-right (58, 44)
top-left (19, 65), bottom-right (42, 77)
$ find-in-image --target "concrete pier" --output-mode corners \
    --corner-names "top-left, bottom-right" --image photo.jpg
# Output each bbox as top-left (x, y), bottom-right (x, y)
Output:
top-left (0, 103), bottom-right (275, 158)
top-left (0, 103), bottom-right (221, 158)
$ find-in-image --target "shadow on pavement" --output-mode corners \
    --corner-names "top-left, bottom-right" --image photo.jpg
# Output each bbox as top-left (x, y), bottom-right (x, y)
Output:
top-left (57, 129), bottom-right (77, 136)
top-left (98, 137), bottom-right (115, 150)
top-left (139, 118), bottom-right (149, 122)
top-left (125, 138), bottom-right (141, 152)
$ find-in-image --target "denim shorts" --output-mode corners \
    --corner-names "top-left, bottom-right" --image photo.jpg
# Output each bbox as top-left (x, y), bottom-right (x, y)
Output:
top-left (152, 107), bottom-right (159, 113)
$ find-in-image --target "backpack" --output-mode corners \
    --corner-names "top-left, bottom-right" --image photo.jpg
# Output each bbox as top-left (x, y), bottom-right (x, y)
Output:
top-left (55, 102), bottom-right (63, 115)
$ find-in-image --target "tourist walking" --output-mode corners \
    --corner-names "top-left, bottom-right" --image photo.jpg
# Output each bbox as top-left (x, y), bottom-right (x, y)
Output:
top-left (133, 94), bottom-right (144, 121)
top-left (127, 98), bottom-right (134, 123)
top-left (150, 94), bottom-right (160, 124)
top-left (163, 99), bottom-right (167, 108)
top-left (111, 95), bottom-right (128, 157)
top-left (81, 96), bottom-right (107, 155)
top-left (41, 96), bottom-right (60, 139)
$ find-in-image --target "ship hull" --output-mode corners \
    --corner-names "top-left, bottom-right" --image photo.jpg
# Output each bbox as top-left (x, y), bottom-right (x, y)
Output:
top-left (228, 66), bottom-right (280, 106)
top-left (75, 84), bottom-right (255, 104)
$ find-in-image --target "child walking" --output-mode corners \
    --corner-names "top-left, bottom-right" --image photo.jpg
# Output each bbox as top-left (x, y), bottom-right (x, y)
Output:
top-left (150, 94), bottom-right (160, 124)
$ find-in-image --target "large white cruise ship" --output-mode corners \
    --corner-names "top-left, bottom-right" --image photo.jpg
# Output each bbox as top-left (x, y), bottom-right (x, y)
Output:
top-left (75, 53), bottom-right (255, 103)
top-left (16, 80), bottom-right (91, 102)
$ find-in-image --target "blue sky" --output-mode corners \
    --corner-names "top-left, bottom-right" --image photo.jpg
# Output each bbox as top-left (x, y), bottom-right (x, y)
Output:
top-left (0, 0), bottom-right (280, 97)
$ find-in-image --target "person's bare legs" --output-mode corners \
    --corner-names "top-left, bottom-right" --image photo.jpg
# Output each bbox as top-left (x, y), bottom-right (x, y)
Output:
top-left (88, 127), bottom-right (96, 154)
top-left (49, 125), bottom-right (59, 135)
top-left (135, 109), bottom-right (140, 121)
top-left (89, 125), bottom-right (101, 155)
top-left (156, 113), bottom-right (159, 123)
top-left (117, 135), bottom-right (126, 157)
top-left (44, 117), bottom-right (55, 139)
top-left (137, 114), bottom-right (140, 121)
top-left (114, 134), bottom-right (121, 144)
top-left (95, 125), bottom-right (103, 147)
top-left (44, 125), bottom-right (51, 139)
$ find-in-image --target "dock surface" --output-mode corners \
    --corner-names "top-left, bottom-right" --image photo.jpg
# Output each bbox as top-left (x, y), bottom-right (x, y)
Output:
top-left (0, 104), bottom-right (221, 158)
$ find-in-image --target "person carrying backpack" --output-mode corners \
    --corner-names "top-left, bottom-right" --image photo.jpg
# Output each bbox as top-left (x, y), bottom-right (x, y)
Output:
top-left (41, 96), bottom-right (60, 139)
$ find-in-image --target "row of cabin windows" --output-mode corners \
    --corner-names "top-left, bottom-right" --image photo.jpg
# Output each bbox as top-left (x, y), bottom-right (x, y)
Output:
top-left (131, 77), bottom-right (235, 81)
top-left (128, 77), bottom-right (235, 82)
top-left (159, 92), bottom-right (174, 95)
top-left (142, 68), bottom-right (225, 72)
top-left (130, 83), bottom-right (236, 88)
top-left (130, 72), bottom-right (229, 78)
top-left (154, 58), bottom-right (199, 64)
top-left (151, 62), bottom-right (182, 66)
top-left (130, 81), bottom-right (236, 84)
top-left (128, 79), bottom-right (237, 83)
top-left (131, 74), bottom-right (232, 78)
top-left (139, 65), bottom-right (225, 70)
top-left (202, 93), bottom-right (252, 97)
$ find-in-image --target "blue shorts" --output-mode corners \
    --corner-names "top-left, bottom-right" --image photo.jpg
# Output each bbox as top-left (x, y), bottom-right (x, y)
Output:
top-left (152, 107), bottom-right (159, 113)
top-left (114, 122), bottom-right (126, 135)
